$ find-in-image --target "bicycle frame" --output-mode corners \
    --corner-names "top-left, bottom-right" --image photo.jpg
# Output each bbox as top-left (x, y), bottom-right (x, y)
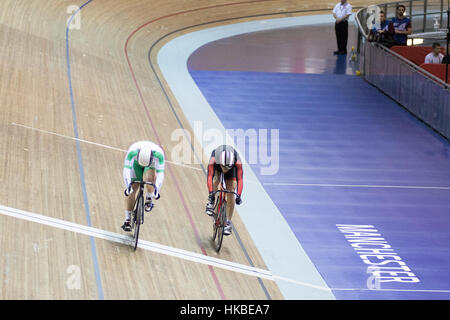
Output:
top-left (213, 173), bottom-right (238, 220)
top-left (211, 172), bottom-right (239, 252)
top-left (130, 180), bottom-right (156, 251)
top-left (132, 181), bottom-right (155, 224)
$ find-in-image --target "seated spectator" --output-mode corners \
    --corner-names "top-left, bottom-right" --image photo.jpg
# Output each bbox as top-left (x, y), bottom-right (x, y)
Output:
top-left (424, 43), bottom-right (444, 64)
top-left (372, 10), bottom-right (394, 34)
top-left (368, 10), bottom-right (395, 46)
top-left (442, 43), bottom-right (450, 64)
top-left (391, 5), bottom-right (412, 46)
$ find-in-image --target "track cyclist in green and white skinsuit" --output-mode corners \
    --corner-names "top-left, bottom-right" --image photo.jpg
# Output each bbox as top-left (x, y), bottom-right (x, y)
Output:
top-left (121, 141), bottom-right (165, 232)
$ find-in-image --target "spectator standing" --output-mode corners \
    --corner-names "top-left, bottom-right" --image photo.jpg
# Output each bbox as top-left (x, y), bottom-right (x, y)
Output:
top-left (333, 0), bottom-right (352, 55)
top-left (424, 43), bottom-right (444, 64)
top-left (391, 5), bottom-right (412, 46)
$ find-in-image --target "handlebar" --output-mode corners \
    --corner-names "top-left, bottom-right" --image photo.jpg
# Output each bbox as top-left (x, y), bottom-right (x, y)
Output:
top-left (132, 181), bottom-right (157, 192)
top-left (212, 189), bottom-right (239, 197)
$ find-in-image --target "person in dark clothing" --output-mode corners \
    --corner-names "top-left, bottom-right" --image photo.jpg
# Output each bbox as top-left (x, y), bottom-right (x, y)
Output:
top-left (368, 10), bottom-right (395, 47)
top-left (205, 145), bottom-right (243, 236)
top-left (391, 5), bottom-right (412, 46)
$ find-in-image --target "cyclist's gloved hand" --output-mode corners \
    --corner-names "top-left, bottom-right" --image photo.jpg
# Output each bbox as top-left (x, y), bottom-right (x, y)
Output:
top-left (235, 195), bottom-right (242, 205)
top-left (124, 184), bottom-right (133, 197)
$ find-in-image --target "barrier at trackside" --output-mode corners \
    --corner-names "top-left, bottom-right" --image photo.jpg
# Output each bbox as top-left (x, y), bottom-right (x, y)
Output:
top-left (390, 46), bottom-right (446, 67)
top-left (363, 41), bottom-right (450, 139)
top-left (356, 0), bottom-right (450, 140)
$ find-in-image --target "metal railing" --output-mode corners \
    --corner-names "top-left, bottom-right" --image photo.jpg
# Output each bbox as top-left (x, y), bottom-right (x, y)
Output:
top-left (357, 0), bottom-right (449, 36)
top-left (356, 0), bottom-right (450, 140)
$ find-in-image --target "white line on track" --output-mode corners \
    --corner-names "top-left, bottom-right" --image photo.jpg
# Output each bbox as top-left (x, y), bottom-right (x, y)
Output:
top-left (333, 288), bottom-right (450, 293)
top-left (263, 182), bottom-right (450, 190)
top-left (10, 123), bottom-right (449, 295)
top-left (11, 122), bottom-right (265, 184)
top-left (0, 204), bottom-right (329, 292)
top-left (10, 122), bottom-right (203, 172)
top-left (1, 204), bottom-right (446, 295)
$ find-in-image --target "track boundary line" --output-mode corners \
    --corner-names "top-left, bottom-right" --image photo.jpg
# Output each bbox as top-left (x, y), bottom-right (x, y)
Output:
top-left (332, 288), bottom-right (450, 293)
top-left (263, 182), bottom-right (450, 190)
top-left (1, 204), bottom-right (447, 295)
top-left (0, 204), bottom-right (330, 292)
top-left (16, 123), bottom-right (445, 191)
top-left (10, 122), bottom-right (203, 171)
top-left (65, 0), bottom-right (103, 300)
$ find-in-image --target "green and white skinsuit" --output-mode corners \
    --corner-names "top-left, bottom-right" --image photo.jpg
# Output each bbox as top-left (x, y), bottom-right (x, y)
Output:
top-left (123, 141), bottom-right (165, 193)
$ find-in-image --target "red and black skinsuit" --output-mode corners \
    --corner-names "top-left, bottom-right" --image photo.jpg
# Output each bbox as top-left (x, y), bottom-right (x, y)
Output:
top-left (207, 145), bottom-right (243, 198)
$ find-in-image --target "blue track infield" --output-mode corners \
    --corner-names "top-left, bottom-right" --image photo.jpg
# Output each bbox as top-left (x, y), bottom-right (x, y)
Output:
top-left (189, 70), bottom-right (450, 299)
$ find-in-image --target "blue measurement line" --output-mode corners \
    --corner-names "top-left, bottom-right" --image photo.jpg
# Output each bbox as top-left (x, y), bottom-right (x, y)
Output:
top-left (65, 0), bottom-right (104, 300)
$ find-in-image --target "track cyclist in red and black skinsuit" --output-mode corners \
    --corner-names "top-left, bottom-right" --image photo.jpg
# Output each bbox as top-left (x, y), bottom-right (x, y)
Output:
top-left (205, 145), bottom-right (243, 236)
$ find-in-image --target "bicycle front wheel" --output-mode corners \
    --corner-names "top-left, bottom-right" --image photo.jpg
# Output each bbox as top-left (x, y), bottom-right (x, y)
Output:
top-left (133, 195), bottom-right (143, 251)
top-left (214, 201), bottom-right (226, 252)
top-left (211, 197), bottom-right (220, 241)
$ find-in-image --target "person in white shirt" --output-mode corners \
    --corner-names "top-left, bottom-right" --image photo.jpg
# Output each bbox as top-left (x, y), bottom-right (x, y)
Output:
top-left (424, 42), bottom-right (444, 64)
top-left (332, 0), bottom-right (352, 55)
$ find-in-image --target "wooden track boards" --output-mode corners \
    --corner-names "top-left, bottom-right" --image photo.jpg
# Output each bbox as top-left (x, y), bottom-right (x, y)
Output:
top-left (0, 0), bottom-right (373, 299)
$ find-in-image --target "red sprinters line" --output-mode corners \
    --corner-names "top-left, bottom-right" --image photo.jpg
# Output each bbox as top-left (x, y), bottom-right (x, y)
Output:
top-left (125, 0), bottom-right (274, 300)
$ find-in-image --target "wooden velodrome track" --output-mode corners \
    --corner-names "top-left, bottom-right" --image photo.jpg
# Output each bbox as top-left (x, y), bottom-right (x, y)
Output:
top-left (0, 0), bottom-right (375, 299)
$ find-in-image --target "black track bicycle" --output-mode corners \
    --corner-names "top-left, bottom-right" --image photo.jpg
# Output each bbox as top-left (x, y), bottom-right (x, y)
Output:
top-left (129, 181), bottom-right (156, 251)
top-left (211, 173), bottom-right (239, 252)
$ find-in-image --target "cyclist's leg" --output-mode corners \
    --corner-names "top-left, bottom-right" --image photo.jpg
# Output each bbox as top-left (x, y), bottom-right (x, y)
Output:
top-left (223, 179), bottom-right (237, 236)
top-left (122, 165), bottom-right (141, 230)
top-left (124, 166), bottom-right (142, 214)
top-left (126, 162), bottom-right (144, 210)
top-left (212, 170), bottom-right (221, 192)
top-left (124, 184), bottom-right (139, 211)
top-left (143, 167), bottom-right (156, 195)
top-left (206, 167), bottom-right (221, 215)
top-left (139, 167), bottom-right (156, 212)
top-left (225, 178), bottom-right (237, 221)
top-left (223, 168), bottom-right (237, 235)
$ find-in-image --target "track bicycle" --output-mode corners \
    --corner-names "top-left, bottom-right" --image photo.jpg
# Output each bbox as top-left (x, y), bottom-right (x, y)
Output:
top-left (211, 173), bottom-right (239, 252)
top-left (129, 181), bottom-right (156, 251)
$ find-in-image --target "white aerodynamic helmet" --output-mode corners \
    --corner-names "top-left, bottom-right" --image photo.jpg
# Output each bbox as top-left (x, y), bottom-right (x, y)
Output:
top-left (137, 147), bottom-right (153, 167)
top-left (220, 149), bottom-right (235, 169)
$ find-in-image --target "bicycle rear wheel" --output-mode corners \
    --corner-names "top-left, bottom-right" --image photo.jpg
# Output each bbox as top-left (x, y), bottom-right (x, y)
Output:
top-left (133, 195), bottom-right (143, 251)
top-left (214, 201), bottom-right (226, 252)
